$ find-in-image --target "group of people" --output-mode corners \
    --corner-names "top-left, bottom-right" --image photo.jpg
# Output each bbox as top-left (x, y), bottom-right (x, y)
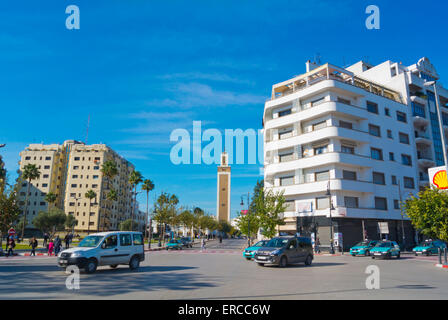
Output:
top-left (2, 233), bottom-right (74, 258)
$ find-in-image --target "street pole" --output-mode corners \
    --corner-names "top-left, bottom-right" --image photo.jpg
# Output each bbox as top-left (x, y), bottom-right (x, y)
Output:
top-left (398, 180), bottom-right (406, 249)
top-left (326, 182), bottom-right (335, 254)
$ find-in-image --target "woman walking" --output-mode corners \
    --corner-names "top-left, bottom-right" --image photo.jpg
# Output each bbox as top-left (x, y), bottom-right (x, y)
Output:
top-left (48, 239), bottom-right (54, 256)
top-left (6, 237), bottom-right (15, 257)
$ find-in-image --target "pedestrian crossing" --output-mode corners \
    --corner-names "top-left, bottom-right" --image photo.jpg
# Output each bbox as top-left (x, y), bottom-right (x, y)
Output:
top-left (149, 249), bottom-right (243, 255)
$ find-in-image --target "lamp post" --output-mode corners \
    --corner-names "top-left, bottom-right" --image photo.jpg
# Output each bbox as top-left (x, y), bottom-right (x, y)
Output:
top-left (240, 192), bottom-right (251, 247)
top-left (326, 182), bottom-right (335, 254)
top-left (397, 181), bottom-right (406, 249)
top-left (424, 80), bottom-right (448, 179)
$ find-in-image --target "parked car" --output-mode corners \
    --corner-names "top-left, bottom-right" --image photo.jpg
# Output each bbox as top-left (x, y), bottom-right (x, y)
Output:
top-left (350, 240), bottom-right (379, 256)
top-left (253, 236), bottom-right (313, 267)
top-left (412, 240), bottom-right (447, 256)
top-left (370, 241), bottom-right (401, 259)
top-left (166, 239), bottom-right (184, 250)
top-left (57, 231), bottom-right (145, 274)
top-left (242, 240), bottom-right (269, 260)
top-left (180, 237), bottom-right (193, 248)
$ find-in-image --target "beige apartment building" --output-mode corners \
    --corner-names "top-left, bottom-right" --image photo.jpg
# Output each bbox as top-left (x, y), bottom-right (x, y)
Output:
top-left (18, 140), bottom-right (138, 234)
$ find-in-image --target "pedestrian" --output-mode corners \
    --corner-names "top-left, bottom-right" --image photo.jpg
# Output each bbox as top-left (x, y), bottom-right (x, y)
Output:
top-left (201, 238), bottom-right (206, 251)
top-left (64, 233), bottom-right (70, 249)
top-left (30, 237), bottom-right (38, 256)
top-left (315, 237), bottom-right (321, 254)
top-left (43, 233), bottom-right (48, 247)
top-left (54, 235), bottom-right (62, 256)
top-left (48, 239), bottom-right (54, 256)
top-left (6, 236), bottom-right (15, 257)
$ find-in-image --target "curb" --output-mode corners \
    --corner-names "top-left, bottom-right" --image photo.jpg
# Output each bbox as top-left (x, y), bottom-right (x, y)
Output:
top-left (435, 264), bottom-right (448, 269)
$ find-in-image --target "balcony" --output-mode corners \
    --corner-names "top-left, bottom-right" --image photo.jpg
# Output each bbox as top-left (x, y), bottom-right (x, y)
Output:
top-left (414, 133), bottom-right (432, 146)
top-left (410, 95), bottom-right (427, 105)
top-left (417, 155), bottom-right (435, 167)
top-left (268, 63), bottom-right (403, 104)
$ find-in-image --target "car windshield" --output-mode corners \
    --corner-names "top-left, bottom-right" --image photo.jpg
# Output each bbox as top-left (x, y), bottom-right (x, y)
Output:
top-left (169, 240), bottom-right (178, 244)
top-left (265, 238), bottom-right (289, 248)
top-left (253, 241), bottom-right (267, 247)
top-left (78, 236), bottom-right (103, 247)
top-left (419, 242), bottom-right (432, 247)
top-left (376, 242), bottom-right (391, 248)
top-left (355, 241), bottom-right (369, 246)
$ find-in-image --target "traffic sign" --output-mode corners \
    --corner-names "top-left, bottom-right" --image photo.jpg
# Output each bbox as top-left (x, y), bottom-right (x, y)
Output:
top-left (241, 210), bottom-right (248, 215)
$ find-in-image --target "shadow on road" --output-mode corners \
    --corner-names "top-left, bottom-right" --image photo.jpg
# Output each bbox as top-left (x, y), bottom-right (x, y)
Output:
top-left (260, 262), bottom-right (346, 269)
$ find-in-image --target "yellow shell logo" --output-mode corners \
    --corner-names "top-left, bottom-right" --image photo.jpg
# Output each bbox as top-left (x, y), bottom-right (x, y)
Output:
top-left (433, 170), bottom-right (448, 189)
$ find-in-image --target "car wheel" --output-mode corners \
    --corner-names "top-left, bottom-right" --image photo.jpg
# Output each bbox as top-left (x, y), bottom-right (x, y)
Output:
top-left (85, 259), bottom-right (97, 274)
top-left (245, 257), bottom-right (251, 260)
top-left (415, 253), bottom-right (418, 256)
top-left (129, 256), bottom-right (140, 270)
top-left (426, 251), bottom-right (431, 256)
top-left (257, 263), bottom-right (265, 266)
top-left (396, 253), bottom-right (400, 259)
top-left (110, 264), bottom-right (118, 269)
top-left (365, 250), bottom-right (370, 256)
top-left (371, 256), bottom-right (375, 259)
top-left (351, 254), bottom-right (356, 257)
top-left (304, 255), bottom-right (313, 266)
top-left (279, 256), bottom-right (287, 268)
top-left (386, 252), bottom-right (392, 259)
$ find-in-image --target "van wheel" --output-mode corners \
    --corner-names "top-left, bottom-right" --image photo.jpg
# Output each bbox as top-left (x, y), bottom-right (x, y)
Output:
top-left (110, 265), bottom-right (118, 269)
top-left (129, 256), bottom-right (140, 270)
top-left (305, 255), bottom-right (313, 266)
top-left (257, 263), bottom-right (265, 266)
top-left (85, 259), bottom-right (97, 274)
top-left (279, 256), bottom-right (287, 268)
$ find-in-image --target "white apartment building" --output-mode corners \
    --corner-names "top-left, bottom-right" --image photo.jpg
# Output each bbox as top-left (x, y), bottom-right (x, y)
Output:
top-left (18, 140), bottom-right (137, 235)
top-left (263, 57), bottom-right (448, 250)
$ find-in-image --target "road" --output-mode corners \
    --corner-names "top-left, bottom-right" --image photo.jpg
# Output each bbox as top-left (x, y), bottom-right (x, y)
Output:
top-left (0, 239), bottom-right (446, 299)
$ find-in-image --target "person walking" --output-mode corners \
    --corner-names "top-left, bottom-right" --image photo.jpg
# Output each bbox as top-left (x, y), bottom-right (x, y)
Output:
top-left (54, 235), bottom-right (62, 256)
top-left (30, 237), bottom-right (38, 256)
top-left (64, 233), bottom-right (70, 249)
top-left (314, 237), bottom-right (321, 254)
top-left (201, 238), bottom-right (206, 251)
top-left (43, 233), bottom-right (49, 247)
top-left (48, 239), bottom-right (54, 256)
top-left (6, 236), bottom-right (15, 257)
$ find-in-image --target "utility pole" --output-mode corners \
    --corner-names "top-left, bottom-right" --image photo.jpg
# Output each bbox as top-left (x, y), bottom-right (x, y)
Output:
top-left (398, 181), bottom-right (406, 249)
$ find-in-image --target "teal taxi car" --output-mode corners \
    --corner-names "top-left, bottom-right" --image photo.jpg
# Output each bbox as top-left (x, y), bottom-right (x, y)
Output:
top-left (166, 239), bottom-right (184, 250)
top-left (243, 240), bottom-right (269, 260)
top-left (350, 240), bottom-right (379, 256)
top-left (370, 241), bottom-right (401, 259)
top-left (413, 240), bottom-right (447, 256)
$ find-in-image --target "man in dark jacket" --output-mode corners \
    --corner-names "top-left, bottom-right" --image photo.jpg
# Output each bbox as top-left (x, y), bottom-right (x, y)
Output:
top-left (30, 237), bottom-right (38, 256)
top-left (6, 237), bottom-right (15, 257)
top-left (54, 235), bottom-right (62, 256)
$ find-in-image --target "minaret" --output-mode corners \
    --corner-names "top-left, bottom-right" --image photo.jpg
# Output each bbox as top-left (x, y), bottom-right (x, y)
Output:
top-left (216, 152), bottom-right (231, 222)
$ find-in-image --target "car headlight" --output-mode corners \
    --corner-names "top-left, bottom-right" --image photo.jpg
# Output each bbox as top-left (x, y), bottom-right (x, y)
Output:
top-left (422, 249), bottom-right (427, 252)
top-left (71, 252), bottom-right (82, 257)
top-left (270, 249), bottom-right (281, 256)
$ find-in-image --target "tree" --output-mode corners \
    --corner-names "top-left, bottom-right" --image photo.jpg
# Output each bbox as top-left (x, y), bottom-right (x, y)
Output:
top-left (119, 219), bottom-right (139, 231)
top-left (217, 220), bottom-right (232, 235)
top-left (21, 164), bottom-right (41, 238)
top-left (141, 179), bottom-right (155, 239)
top-left (85, 190), bottom-right (97, 234)
top-left (152, 192), bottom-right (179, 244)
top-left (178, 209), bottom-right (194, 236)
top-left (33, 208), bottom-right (67, 238)
top-left (192, 207), bottom-right (204, 237)
top-left (254, 188), bottom-right (286, 239)
top-left (129, 170), bottom-right (143, 231)
top-left (235, 212), bottom-right (259, 237)
top-left (0, 184), bottom-right (20, 247)
top-left (404, 188), bottom-right (448, 242)
top-left (0, 155), bottom-right (6, 194)
top-left (101, 160), bottom-right (118, 230)
top-left (65, 214), bottom-right (77, 232)
top-left (44, 192), bottom-right (57, 209)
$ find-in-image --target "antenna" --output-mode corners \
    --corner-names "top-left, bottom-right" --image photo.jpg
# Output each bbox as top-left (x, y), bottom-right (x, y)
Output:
top-left (314, 53), bottom-right (321, 65)
top-left (86, 115), bottom-right (90, 145)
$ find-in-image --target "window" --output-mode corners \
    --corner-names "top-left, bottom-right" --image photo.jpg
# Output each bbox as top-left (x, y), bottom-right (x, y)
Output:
top-left (397, 111), bottom-right (407, 123)
top-left (391, 175), bottom-right (397, 185)
top-left (343, 170), bottom-right (357, 180)
top-left (375, 197), bottom-right (388, 210)
top-left (369, 124), bottom-right (381, 137)
top-left (93, 166), bottom-right (100, 170)
top-left (311, 97), bottom-right (325, 106)
top-left (278, 109), bottom-right (292, 117)
top-left (401, 154), bottom-right (412, 166)
top-left (72, 175), bottom-right (78, 179)
top-left (316, 197), bottom-right (330, 210)
top-left (367, 101), bottom-right (378, 114)
top-left (119, 234), bottom-right (132, 246)
top-left (44, 165), bottom-right (50, 169)
top-left (42, 183), bottom-right (48, 187)
top-left (93, 175), bottom-right (99, 179)
top-left (43, 174), bottom-right (49, 179)
top-left (399, 132), bottom-right (410, 144)
top-left (279, 129), bottom-right (293, 140)
top-left (314, 145), bottom-right (328, 155)
top-left (313, 121), bottom-right (327, 131)
top-left (133, 234), bottom-right (143, 246)
top-left (339, 121), bottom-right (353, 129)
top-left (280, 176), bottom-right (294, 186)
top-left (387, 130), bottom-right (393, 139)
top-left (344, 197), bottom-right (359, 208)
top-left (389, 152), bottom-right (395, 161)
top-left (337, 97), bottom-right (351, 105)
top-left (73, 166), bottom-right (79, 170)
top-left (372, 172), bottom-right (385, 185)
top-left (315, 171), bottom-right (330, 182)
top-left (284, 200), bottom-right (295, 211)
top-left (71, 184), bottom-right (77, 188)
top-left (391, 67), bottom-right (397, 77)
top-left (371, 148), bottom-right (383, 160)
top-left (45, 157), bottom-right (51, 160)
top-left (385, 108), bottom-right (390, 116)
top-left (394, 200), bottom-right (400, 210)
top-left (404, 177), bottom-right (415, 189)
top-left (288, 239), bottom-right (298, 250)
top-left (279, 152), bottom-right (294, 163)
top-left (40, 202), bottom-right (46, 206)
top-left (74, 157), bottom-right (80, 161)
top-left (25, 156), bottom-right (31, 160)
top-left (102, 235), bottom-right (117, 249)
top-left (341, 145), bottom-right (354, 154)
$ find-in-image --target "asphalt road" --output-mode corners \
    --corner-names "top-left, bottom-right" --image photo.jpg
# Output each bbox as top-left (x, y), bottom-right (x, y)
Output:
top-left (0, 239), bottom-right (446, 300)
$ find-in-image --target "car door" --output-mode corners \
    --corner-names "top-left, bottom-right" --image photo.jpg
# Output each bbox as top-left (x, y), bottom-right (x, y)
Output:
top-left (296, 238), bottom-right (307, 262)
top-left (286, 239), bottom-right (299, 263)
top-left (99, 234), bottom-right (120, 266)
top-left (391, 242), bottom-right (399, 256)
top-left (118, 233), bottom-right (134, 263)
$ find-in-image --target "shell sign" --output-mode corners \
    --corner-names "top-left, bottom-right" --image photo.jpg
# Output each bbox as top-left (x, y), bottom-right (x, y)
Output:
top-left (428, 166), bottom-right (448, 190)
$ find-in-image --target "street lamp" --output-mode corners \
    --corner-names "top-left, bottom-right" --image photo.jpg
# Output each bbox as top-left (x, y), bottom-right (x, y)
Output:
top-left (240, 193), bottom-right (251, 247)
top-left (397, 181), bottom-right (406, 249)
top-left (326, 183), bottom-right (335, 254)
top-left (424, 80), bottom-right (448, 176)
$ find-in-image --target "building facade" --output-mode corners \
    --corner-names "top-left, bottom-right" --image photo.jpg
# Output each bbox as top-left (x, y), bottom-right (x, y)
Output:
top-left (263, 58), bottom-right (448, 250)
top-left (18, 140), bottom-right (137, 234)
top-left (216, 152), bottom-right (231, 222)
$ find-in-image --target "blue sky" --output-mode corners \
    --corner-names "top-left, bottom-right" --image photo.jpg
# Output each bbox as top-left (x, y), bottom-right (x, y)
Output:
top-left (1, 0), bottom-right (447, 218)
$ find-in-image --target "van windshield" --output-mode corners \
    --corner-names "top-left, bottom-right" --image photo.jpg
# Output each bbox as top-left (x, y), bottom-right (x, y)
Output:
top-left (265, 238), bottom-right (289, 248)
top-left (78, 236), bottom-right (103, 248)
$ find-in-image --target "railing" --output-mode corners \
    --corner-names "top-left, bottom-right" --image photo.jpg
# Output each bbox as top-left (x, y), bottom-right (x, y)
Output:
top-left (275, 177), bottom-right (375, 189)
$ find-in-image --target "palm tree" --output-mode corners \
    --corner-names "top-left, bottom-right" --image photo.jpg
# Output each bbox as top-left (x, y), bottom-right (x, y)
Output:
top-left (141, 179), bottom-right (155, 242)
top-left (44, 192), bottom-right (57, 209)
top-left (100, 160), bottom-right (118, 231)
top-left (105, 189), bottom-right (118, 230)
top-left (129, 170), bottom-right (143, 231)
top-left (21, 164), bottom-right (41, 238)
top-left (85, 190), bottom-right (97, 234)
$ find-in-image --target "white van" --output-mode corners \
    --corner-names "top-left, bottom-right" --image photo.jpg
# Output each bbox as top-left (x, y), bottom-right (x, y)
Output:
top-left (57, 231), bottom-right (145, 273)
